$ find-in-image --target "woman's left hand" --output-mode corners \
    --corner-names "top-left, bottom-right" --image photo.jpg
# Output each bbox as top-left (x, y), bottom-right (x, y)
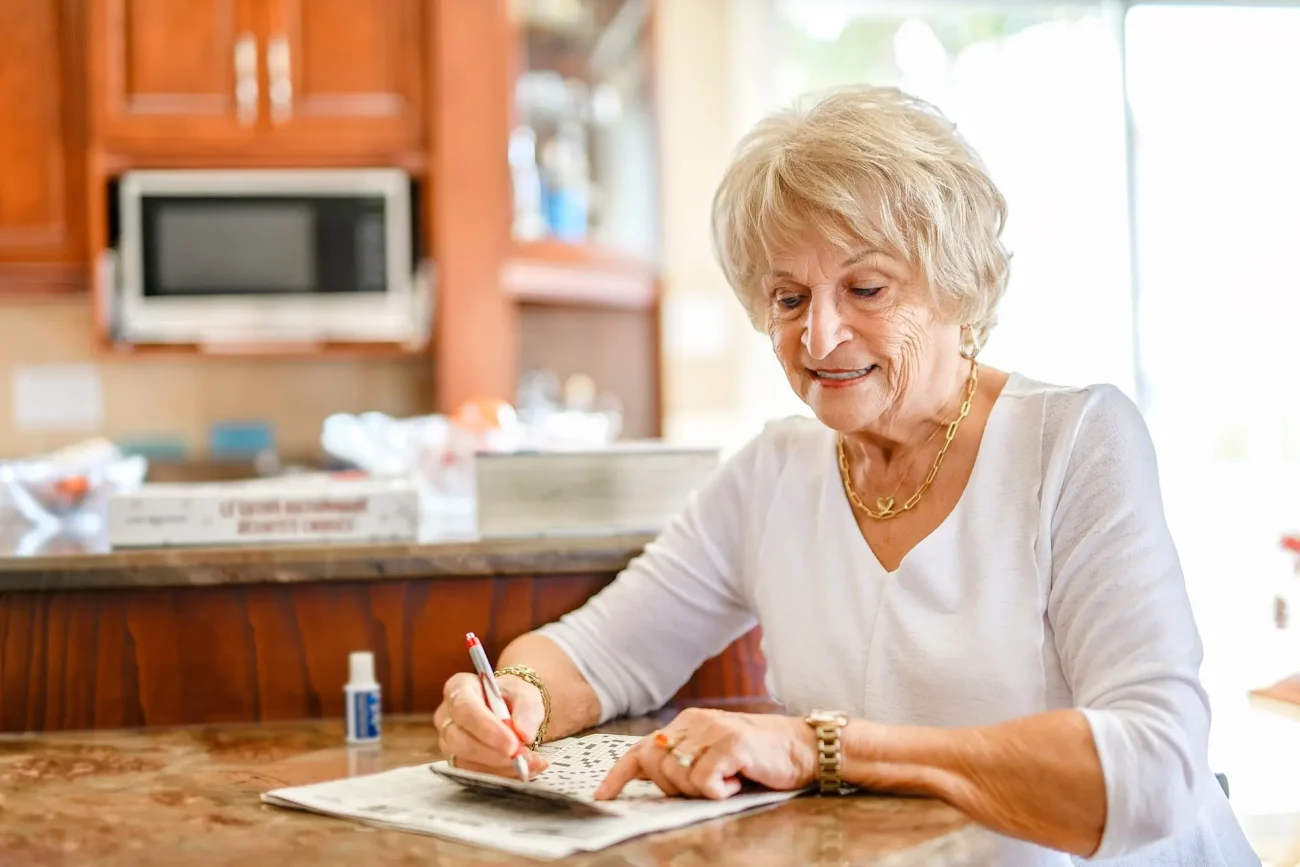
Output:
top-left (593, 708), bottom-right (818, 801)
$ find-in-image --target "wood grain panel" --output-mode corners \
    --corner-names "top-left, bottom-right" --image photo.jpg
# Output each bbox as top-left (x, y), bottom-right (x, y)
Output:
top-left (298, 0), bottom-right (391, 92)
top-left (430, 0), bottom-right (518, 413)
top-left (122, 0), bottom-right (235, 105)
top-left (266, 0), bottom-right (424, 152)
top-left (92, 0), bottom-right (257, 146)
top-left (0, 573), bottom-right (768, 732)
top-left (0, 0), bottom-right (86, 267)
top-left (0, 263), bottom-right (88, 294)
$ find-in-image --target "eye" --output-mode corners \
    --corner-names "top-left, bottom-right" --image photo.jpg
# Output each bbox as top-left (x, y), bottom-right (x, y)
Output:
top-left (852, 286), bottom-right (885, 298)
top-left (775, 293), bottom-right (803, 310)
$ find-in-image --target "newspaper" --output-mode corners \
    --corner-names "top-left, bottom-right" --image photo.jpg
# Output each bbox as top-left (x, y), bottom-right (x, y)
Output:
top-left (262, 734), bottom-right (805, 860)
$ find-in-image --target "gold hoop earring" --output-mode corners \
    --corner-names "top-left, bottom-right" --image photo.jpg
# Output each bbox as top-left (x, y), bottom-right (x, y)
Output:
top-left (958, 324), bottom-right (982, 360)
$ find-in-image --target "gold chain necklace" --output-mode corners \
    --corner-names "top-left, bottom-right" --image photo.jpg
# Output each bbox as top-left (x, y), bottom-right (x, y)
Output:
top-left (837, 360), bottom-right (979, 521)
top-left (873, 416), bottom-right (945, 506)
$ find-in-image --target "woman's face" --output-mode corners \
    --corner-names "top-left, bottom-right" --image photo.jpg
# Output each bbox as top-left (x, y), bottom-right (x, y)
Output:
top-left (763, 237), bottom-right (958, 434)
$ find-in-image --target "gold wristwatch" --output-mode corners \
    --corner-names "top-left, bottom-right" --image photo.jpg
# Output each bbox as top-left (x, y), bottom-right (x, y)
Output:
top-left (804, 709), bottom-right (849, 794)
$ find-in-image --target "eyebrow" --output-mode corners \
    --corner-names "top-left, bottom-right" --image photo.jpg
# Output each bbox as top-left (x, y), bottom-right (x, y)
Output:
top-left (765, 249), bottom-right (880, 283)
top-left (840, 249), bottom-right (879, 268)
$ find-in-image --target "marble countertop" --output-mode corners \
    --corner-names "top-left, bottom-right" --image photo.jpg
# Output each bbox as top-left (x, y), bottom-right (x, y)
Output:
top-left (0, 522), bottom-right (655, 592)
top-left (0, 713), bottom-right (997, 867)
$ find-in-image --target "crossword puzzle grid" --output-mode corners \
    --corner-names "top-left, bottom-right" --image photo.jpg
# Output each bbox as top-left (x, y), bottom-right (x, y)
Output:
top-left (429, 733), bottom-right (666, 809)
top-left (534, 734), bottom-right (662, 801)
top-left (536, 735), bottom-right (639, 796)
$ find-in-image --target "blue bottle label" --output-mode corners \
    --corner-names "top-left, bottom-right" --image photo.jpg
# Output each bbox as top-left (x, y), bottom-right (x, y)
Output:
top-left (351, 689), bottom-right (381, 741)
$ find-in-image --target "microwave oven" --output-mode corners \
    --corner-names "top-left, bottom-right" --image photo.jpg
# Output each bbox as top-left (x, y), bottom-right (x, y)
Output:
top-left (106, 168), bottom-right (432, 347)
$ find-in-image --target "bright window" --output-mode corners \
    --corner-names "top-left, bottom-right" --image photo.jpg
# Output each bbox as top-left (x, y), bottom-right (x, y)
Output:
top-left (1126, 2), bottom-right (1300, 820)
top-left (739, 0), bottom-right (1134, 419)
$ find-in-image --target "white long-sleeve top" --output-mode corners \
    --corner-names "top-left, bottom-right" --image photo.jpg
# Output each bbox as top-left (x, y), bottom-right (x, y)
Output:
top-left (539, 374), bottom-right (1259, 866)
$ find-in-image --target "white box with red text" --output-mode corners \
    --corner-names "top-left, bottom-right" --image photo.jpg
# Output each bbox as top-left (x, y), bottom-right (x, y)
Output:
top-left (106, 474), bottom-right (419, 547)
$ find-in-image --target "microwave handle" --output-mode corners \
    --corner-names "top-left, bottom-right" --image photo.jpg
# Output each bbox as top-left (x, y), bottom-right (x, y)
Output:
top-left (267, 36), bottom-right (293, 124)
top-left (99, 248), bottom-right (122, 342)
top-left (234, 32), bottom-right (259, 125)
top-left (402, 261), bottom-right (436, 352)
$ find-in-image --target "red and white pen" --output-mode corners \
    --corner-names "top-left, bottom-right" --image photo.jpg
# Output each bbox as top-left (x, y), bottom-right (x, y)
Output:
top-left (465, 632), bottom-right (531, 781)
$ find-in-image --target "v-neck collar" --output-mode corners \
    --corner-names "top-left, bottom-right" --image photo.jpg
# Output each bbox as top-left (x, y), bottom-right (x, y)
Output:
top-left (827, 372), bottom-right (1017, 576)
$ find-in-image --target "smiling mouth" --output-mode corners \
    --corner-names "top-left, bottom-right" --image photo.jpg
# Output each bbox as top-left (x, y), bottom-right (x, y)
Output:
top-left (810, 366), bottom-right (876, 381)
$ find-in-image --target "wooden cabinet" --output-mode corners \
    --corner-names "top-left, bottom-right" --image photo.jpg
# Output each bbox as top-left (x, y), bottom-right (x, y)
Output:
top-left (0, 0), bottom-right (86, 286)
top-left (89, 0), bottom-right (424, 156)
top-left (92, 0), bottom-right (258, 148)
top-left (264, 0), bottom-right (424, 154)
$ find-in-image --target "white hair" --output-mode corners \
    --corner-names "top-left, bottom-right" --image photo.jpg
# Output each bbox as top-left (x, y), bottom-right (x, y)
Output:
top-left (711, 85), bottom-right (1010, 341)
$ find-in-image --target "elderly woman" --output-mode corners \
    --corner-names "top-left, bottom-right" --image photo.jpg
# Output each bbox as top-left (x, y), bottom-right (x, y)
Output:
top-left (434, 85), bottom-right (1257, 865)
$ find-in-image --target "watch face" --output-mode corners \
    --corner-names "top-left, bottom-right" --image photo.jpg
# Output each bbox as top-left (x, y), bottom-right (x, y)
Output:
top-left (806, 709), bottom-right (846, 725)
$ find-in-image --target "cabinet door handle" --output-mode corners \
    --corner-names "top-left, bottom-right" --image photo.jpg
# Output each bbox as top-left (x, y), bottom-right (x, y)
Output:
top-left (234, 32), bottom-right (259, 125)
top-left (267, 36), bottom-right (293, 123)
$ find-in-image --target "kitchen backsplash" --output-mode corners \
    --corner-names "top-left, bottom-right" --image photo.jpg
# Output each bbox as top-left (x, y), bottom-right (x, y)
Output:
top-left (0, 297), bottom-right (430, 460)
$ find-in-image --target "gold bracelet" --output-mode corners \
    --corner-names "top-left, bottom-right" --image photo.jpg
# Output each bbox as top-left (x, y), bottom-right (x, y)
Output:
top-left (494, 665), bottom-right (550, 750)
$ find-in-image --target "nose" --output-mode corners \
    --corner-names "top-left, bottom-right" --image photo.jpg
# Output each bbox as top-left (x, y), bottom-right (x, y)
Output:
top-left (802, 290), bottom-right (849, 360)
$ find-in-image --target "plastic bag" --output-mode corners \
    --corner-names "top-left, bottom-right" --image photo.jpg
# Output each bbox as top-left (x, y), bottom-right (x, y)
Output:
top-left (0, 438), bottom-right (147, 532)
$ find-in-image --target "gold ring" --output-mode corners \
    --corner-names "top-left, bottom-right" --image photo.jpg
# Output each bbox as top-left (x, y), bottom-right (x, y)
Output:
top-left (447, 754), bottom-right (457, 768)
top-left (652, 731), bottom-right (677, 751)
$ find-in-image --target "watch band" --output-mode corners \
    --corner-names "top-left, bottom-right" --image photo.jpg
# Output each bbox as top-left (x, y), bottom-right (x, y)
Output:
top-left (805, 710), bottom-right (849, 794)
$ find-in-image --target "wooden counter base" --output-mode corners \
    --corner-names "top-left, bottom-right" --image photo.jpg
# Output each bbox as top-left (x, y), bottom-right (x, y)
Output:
top-left (0, 712), bottom-right (998, 866)
top-left (0, 572), bottom-right (766, 733)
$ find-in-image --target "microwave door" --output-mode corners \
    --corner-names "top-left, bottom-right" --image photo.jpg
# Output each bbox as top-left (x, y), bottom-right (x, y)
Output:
top-left (115, 169), bottom-right (415, 344)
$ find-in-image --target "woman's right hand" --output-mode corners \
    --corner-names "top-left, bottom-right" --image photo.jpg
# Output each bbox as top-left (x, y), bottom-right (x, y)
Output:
top-left (433, 672), bottom-right (550, 777)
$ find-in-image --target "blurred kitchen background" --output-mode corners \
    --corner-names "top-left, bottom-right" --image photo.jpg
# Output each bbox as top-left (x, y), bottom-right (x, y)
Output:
top-left (2, 0), bottom-right (1299, 859)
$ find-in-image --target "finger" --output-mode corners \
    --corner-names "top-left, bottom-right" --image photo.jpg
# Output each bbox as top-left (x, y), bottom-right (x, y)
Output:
top-left (644, 727), bottom-right (695, 796)
top-left (442, 716), bottom-right (531, 770)
top-left (447, 678), bottom-right (522, 757)
top-left (436, 674), bottom-right (478, 744)
top-left (441, 707), bottom-right (553, 774)
top-left (452, 752), bottom-right (552, 778)
top-left (593, 744), bottom-right (657, 800)
top-left (453, 749), bottom-right (550, 777)
top-left (689, 744), bottom-right (746, 800)
top-left (433, 708), bottom-right (455, 749)
top-left (442, 671), bottom-right (480, 700)
top-left (641, 752), bottom-right (683, 798)
top-left (432, 704), bottom-right (449, 734)
top-left (442, 720), bottom-right (550, 776)
top-left (656, 732), bottom-right (712, 798)
top-left (497, 676), bottom-right (545, 740)
top-left (658, 750), bottom-right (703, 798)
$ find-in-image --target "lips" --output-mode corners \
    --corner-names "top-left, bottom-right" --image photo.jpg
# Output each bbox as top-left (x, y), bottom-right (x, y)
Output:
top-left (809, 365), bottom-right (876, 387)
